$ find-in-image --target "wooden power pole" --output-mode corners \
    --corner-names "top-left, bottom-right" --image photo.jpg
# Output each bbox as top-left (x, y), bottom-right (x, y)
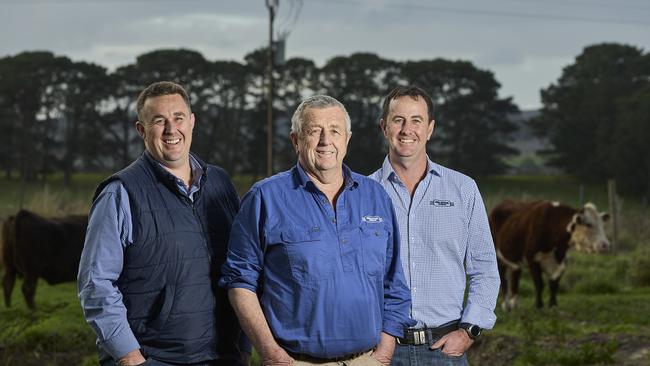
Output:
top-left (266, 0), bottom-right (277, 177)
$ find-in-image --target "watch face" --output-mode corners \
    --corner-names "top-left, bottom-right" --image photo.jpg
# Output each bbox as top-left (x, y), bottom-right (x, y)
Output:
top-left (461, 323), bottom-right (481, 339)
top-left (469, 325), bottom-right (481, 337)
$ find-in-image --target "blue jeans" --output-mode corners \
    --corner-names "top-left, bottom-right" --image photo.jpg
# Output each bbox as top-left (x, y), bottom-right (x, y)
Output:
top-left (391, 344), bottom-right (469, 366)
top-left (100, 358), bottom-right (244, 366)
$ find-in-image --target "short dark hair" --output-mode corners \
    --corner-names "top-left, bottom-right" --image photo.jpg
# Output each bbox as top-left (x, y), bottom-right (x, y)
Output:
top-left (136, 81), bottom-right (191, 121)
top-left (381, 85), bottom-right (435, 123)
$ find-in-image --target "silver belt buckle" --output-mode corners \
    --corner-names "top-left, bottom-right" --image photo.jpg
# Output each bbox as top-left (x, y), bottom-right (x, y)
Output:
top-left (414, 330), bottom-right (426, 345)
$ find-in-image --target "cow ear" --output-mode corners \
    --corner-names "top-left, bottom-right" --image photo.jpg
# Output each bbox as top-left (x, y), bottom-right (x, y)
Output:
top-left (600, 212), bottom-right (610, 222)
top-left (566, 215), bottom-right (578, 233)
top-left (575, 214), bottom-right (584, 225)
top-left (567, 222), bottom-right (576, 233)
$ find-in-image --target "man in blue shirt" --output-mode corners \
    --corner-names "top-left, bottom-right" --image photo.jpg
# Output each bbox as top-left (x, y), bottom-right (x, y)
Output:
top-left (369, 86), bottom-right (500, 366)
top-left (220, 95), bottom-right (413, 366)
top-left (78, 81), bottom-right (248, 366)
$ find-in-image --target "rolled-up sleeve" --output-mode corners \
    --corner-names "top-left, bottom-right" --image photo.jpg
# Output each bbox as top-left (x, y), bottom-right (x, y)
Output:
top-left (219, 187), bottom-right (265, 292)
top-left (77, 182), bottom-right (139, 359)
top-left (462, 182), bottom-right (500, 329)
top-left (381, 200), bottom-right (416, 337)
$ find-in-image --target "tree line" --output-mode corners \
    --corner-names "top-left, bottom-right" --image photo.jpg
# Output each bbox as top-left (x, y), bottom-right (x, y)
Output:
top-left (0, 48), bottom-right (519, 184)
top-left (1, 43), bottom-right (649, 197)
top-left (535, 43), bottom-right (650, 198)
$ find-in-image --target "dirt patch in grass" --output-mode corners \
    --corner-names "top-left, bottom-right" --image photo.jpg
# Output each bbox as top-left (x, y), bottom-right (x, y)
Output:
top-left (468, 333), bottom-right (650, 366)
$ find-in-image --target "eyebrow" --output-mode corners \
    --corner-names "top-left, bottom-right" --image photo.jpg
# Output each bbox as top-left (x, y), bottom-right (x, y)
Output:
top-left (393, 114), bottom-right (424, 120)
top-left (149, 111), bottom-right (187, 121)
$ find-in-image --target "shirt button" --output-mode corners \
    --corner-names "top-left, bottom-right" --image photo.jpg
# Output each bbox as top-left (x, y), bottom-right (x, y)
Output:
top-left (341, 239), bottom-right (348, 244)
top-left (332, 218), bottom-right (336, 223)
top-left (412, 287), bottom-right (417, 293)
top-left (412, 262), bottom-right (416, 268)
top-left (321, 198), bottom-right (327, 203)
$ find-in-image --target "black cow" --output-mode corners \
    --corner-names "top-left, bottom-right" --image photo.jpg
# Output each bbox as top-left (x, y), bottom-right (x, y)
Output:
top-left (1, 209), bottom-right (88, 309)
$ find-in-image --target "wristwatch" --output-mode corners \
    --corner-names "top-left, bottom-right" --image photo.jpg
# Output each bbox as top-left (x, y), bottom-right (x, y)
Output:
top-left (459, 323), bottom-right (482, 340)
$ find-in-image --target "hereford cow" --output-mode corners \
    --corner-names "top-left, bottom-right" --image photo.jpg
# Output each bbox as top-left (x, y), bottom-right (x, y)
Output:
top-left (489, 200), bottom-right (610, 310)
top-left (1, 210), bottom-right (88, 309)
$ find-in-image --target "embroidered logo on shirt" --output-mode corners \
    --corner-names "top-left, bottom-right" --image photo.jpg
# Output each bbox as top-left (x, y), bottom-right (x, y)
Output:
top-left (362, 215), bottom-right (383, 223)
top-left (431, 199), bottom-right (455, 207)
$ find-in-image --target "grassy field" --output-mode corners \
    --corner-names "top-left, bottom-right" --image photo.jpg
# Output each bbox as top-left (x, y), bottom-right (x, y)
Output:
top-left (1, 173), bottom-right (649, 365)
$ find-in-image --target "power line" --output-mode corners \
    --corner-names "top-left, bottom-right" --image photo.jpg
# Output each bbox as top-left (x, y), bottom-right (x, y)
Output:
top-left (0, 0), bottom-right (210, 3)
top-left (307, 0), bottom-right (650, 27)
top-left (502, 0), bottom-right (650, 12)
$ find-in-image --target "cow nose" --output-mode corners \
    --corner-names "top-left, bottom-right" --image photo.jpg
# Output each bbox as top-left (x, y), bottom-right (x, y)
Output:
top-left (598, 241), bottom-right (611, 252)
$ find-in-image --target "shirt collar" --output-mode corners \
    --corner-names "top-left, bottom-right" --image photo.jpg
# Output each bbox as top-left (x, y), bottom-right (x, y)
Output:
top-left (152, 153), bottom-right (204, 191)
top-left (379, 155), bottom-right (441, 183)
top-left (293, 162), bottom-right (358, 190)
top-left (188, 154), bottom-right (205, 189)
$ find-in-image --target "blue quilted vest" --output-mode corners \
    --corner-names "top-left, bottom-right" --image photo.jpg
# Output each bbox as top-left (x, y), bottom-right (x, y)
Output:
top-left (94, 151), bottom-right (242, 364)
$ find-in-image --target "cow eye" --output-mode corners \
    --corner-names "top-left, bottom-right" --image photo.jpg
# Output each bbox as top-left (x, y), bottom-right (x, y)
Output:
top-left (584, 222), bottom-right (593, 228)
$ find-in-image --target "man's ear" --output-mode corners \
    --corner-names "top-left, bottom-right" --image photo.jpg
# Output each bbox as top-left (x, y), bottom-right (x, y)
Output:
top-left (427, 119), bottom-right (435, 141)
top-left (290, 132), bottom-right (299, 153)
top-left (190, 113), bottom-right (196, 130)
top-left (380, 119), bottom-right (386, 132)
top-left (135, 121), bottom-right (145, 139)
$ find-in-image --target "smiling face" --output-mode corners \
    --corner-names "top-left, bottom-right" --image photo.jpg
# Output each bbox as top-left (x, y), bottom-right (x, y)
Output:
top-left (381, 95), bottom-right (434, 164)
top-left (291, 106), bottom-right (351, 180)
top-left (136, 93), bottom-right (195, 171)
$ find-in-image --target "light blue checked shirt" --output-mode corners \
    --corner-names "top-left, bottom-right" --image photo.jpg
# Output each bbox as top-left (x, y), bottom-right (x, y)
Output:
top-left (370, 157), bottom-right (500, 330)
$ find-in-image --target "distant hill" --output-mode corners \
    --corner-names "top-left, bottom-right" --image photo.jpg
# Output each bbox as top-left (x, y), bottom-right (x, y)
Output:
top-left (505, 110), bottom-right (559, 175)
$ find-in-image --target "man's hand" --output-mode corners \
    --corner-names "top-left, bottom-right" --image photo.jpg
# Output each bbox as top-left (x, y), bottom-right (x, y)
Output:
top-left (261, 346), bottom-right (294, 366)
top-left (229, 289), bottom-right (294, 366)
top-left (371, 332), bottom-right (396, 365)
top-left (117, 349), bottom-right (146, 365)
top-left (430, 329), bottom-right (473, 356)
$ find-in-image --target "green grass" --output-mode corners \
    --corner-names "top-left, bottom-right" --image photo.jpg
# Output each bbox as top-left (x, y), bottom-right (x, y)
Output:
top-left (0, 282), bottom-right (96, 366)
top-left (2, 173), bottom-right (650, 365)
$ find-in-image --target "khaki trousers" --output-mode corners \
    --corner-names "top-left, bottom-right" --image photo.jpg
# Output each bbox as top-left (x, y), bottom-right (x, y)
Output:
top-left (292, 350), bottom-right (384, 366)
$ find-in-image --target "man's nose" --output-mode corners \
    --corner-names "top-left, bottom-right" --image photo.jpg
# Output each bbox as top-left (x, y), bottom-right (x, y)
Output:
top-left (319, 130), bottom-right (331, 144)
top-left (400, 120), bottom-right (413, 133)
top-left (163, 119), bottom-right (174, 132)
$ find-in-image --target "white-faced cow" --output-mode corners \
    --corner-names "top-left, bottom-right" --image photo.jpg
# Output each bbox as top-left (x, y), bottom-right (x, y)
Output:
top-left (1, 210), bottom-right (87, 309)
top-left (489, 200), bottom-right (610, 310)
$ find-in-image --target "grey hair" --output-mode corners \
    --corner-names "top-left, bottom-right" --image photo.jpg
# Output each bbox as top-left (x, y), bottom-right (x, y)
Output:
top-left (290, 95), bottom-right (352, 136)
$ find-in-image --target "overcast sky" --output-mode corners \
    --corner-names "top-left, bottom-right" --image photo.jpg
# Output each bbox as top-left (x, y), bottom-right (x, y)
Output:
top-left (2, 0), bottom-right (649, 110)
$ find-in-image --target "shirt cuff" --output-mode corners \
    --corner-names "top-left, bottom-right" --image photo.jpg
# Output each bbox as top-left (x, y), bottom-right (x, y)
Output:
top-left (238, 333), bottom-right (253, 354)
top-left (99, 324), bottom-right (140, 360)
top-left (382, 319), bottom-right (408, 338)
top-left (461, 302), bottom-right (497, 330)
top-left (224, 281), bottom-right (258, 293)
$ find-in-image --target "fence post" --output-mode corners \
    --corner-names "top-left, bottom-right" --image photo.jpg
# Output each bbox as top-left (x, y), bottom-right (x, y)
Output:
top-left (578, 184), bottom-right (584, 206)
top-left (607, 179), bottom-right (619, 250)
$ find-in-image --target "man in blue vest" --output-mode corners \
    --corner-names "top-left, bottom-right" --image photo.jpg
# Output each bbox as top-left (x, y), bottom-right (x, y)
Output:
top-left (220, 95), bottom-right (414, 366)
top-left (78, 81), bottom-right (248, 366)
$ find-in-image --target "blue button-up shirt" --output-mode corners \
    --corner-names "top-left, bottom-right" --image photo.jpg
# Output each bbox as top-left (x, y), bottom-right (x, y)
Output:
top-left (219, 163), bottom-right (413, 358)
top-left (78, 156), bottom-right (207, 359)
top-left (370, 157), bottom-right (500, 329)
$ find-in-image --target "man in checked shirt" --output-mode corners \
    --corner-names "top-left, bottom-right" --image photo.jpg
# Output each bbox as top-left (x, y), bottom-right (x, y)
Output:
top-left (369, 86), bottom-right (500, 366)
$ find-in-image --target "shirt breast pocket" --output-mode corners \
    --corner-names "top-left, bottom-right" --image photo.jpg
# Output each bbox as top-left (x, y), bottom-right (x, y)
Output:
top-left (359, 223), bottom-right (389, 276)
top-left (281, 228), bottom-right (335, 283)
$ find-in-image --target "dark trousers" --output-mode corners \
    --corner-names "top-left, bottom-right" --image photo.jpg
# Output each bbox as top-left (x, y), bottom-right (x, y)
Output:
top-left (100, 358), bottom-right (245, 366)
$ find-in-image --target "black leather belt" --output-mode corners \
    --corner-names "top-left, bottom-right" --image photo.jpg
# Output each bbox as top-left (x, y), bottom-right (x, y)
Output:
top-left (288, 349), bottom-right (370, 363)
top-left (397, 320), bottom-right (459, 346)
